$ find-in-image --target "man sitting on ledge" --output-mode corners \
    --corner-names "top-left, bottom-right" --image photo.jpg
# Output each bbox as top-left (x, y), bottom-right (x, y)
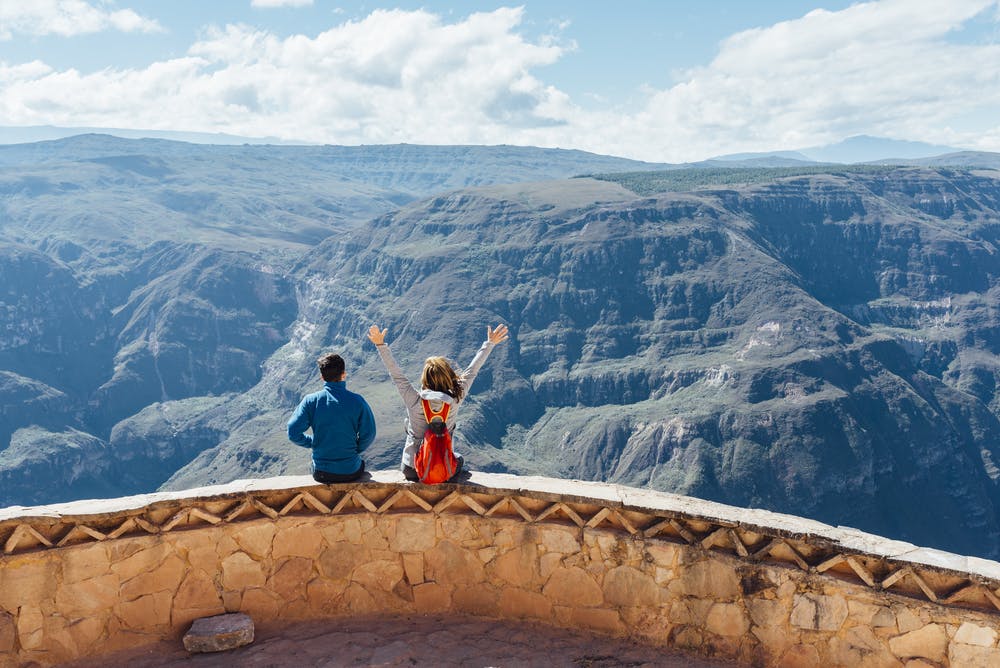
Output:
top-left (287, 352), bottom-right (376, 483)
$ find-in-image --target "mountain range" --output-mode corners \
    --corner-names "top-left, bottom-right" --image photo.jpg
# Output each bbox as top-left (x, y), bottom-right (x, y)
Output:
top-left (2, 135), bottom-right (1000, 562)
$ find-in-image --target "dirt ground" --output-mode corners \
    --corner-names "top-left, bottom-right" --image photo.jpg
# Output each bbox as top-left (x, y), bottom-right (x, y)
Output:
top-left (65, 615), bottom-right (737, 667)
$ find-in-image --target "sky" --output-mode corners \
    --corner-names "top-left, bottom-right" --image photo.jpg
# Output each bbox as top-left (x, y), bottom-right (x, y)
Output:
top-left (0, 0), bottom-right (999, 162)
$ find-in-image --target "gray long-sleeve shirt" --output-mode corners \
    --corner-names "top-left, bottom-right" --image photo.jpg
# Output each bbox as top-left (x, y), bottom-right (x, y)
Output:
top-left (375, 340), bottom-right (496, 467)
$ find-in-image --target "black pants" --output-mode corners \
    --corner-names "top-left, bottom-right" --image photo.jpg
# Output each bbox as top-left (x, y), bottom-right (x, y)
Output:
top-left (402, 455), bottom-right (464, 482)
top-left (313, 462), bottom-right (365, 483)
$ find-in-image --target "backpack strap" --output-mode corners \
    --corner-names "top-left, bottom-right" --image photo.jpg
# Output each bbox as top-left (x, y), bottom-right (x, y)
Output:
top-left (420, 399), bottom-right (450, 424)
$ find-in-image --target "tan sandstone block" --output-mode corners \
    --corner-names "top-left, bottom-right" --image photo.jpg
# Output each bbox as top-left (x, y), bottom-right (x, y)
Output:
top-left (848, 600), bottom-right (897, 629)
top-left (555, 607), bottom-right (624, 635)
top-left (270, 557), bottom-right (314, 602)
top-left (904, 660), bottom-right (937, 668)
top-left (0, 612), bottom-right (15, 652)
top-left (174, 569), bottom-right (223, 612)
top-left (272, 523), bottom-right (325, 560)
top-left (499, 588), bottom-right (552, 620)
top-left (65, 616), bottom-right (105, 657)
top-left (344, 583), bottom-right (379, 614)
top-left (280, 598), bottom-right (315, 621)
top-left (748, 598), bottom-right (788, 628)
top-left (167, 530), bottom-right (219, 570)
top-left (222, 590), bottom-right (242, 612)
top-left (119, 555), bottom-right (186, 601)
top-left (412, 583), bottom-right (451, 613)
top-left (674, 558), bottom-right (740, 600)
top-left (954, 621), bottom-right (998, 647)
top-left (318, 543), bottom-right (367, 580)
top-left (306, 579), bottom-right (349, 615)
top-left (437, 515), bottom-right (483, 545)
top-left (214, 531), bottom-right (239, 558)
top-left (790, 593), bottom-right (848, 632)
top-left (669, 599), bottom-right (693, 625)
top-left (361, 523), bottom-right (390, 551)
top-left (318, 519), bottom-right (347, 545)
top-left (621, 608), bottom-right (673, 644)
top-left (353, 560), bottom-right (404, 592)
top-left (338, 517), bottom-right (365, 544)
top-left (752, 624), bottom-right (794, 658)
top-left (478, 547), bottom-right (497, 564)
top-left (221, 551), bottom-right (266, 591)
top-left (38, 614), bottom-right (77, 662)
top-left (107, 535), bottom-right (155, 562)
top-left (673, 626), bottom-right (702, 652)
top-left (540, 553), bottom-right (563, 579)
top-left (62, 544), bottom-right (111, 584)
top-left (543, 567), bottom-right (603, 607)
top-left (117, 591), bottom-right (173, 631)
top-left (0, 559), bottom-right (58, 612)
top-left (402, 553), bottom-right (424, 585)
top-left (55, 573), bottom-right (119, 616)
top-left (16, 606), bottom-right (45, 650)
top-left (231, 521), bottom-right (276, 559)
top-left (895, 607), bottom-right (922, 634)
top-left (828, 626), bottom-right (897, 668)
top-left (686, 598), bottom-right (715, 626)
top-left (393, 579), bottom-right (414, 603)
top-left (453, 585), bottom-right (499, 617)
top-left (492, 523), bottom-right (528, 551)
top-left (950, 643), bottom-right (1000, 668)
top-left (540, 526), bottom-right (581, 554)
top-left (491, 543), bottom-right (540, 587)
top-left (113, 542), bottom-right (170, 582)
top-left (705, 603), bottom-right (750, 637)
top-left (603, 565), bottom-right (660, 607)
top-left (778, 644), bottom-right (821, 668)
top-left (389, 516), bottom-right (437, 552)
top-left (653, 566), bottom-right (675, 586)
top-left (425, 540), bottom-right (485, 584)
top-left (240, 588), bottom-right (283, 620)
top-left (889, 624), bottom-right (947, 663)
top-left (646, 543), bottom-right (680, 568)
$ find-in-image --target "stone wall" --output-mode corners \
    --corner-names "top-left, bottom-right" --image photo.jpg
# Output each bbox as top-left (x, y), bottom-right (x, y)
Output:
top-left (2, 472), bottom-right (1000, 667)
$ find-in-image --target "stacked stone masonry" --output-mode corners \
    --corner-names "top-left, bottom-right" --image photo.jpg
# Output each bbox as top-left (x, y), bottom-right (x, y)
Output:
top-left (1, 471), bottom-right (999, 667)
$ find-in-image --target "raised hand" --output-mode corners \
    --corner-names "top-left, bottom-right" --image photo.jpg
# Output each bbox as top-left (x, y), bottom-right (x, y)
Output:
top-left (367, 325), bottom-right (387, 345)
top-left (487, 323), bottom-right (509, 345)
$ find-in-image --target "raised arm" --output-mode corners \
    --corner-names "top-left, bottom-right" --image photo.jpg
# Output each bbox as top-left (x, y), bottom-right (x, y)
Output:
top-left (460, 323), bottom-right (509, 394)
top-left (368, 325), bottom-right (419, 407)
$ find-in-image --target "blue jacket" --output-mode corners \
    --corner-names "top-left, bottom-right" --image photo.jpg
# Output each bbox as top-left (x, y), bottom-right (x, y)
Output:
top-left (287, 381), bottom-right (376, 475)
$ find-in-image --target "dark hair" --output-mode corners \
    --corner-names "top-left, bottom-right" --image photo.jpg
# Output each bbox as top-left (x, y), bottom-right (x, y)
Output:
top-left (317, 353), bottom-right (346, 381)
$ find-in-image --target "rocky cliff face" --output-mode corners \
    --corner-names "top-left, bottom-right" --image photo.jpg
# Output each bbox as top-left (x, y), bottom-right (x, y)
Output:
top-left (174, 168), bottom-right (1000, 558)
top-left (0, 136), bottom-right (665, 506)
top-left (2, 135), bottom-right (999, 559)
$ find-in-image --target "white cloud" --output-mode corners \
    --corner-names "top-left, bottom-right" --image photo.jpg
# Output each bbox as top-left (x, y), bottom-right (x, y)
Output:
top-left (623, 0), bottom-right (1000, 159)
top-left (251, 0), bottom-right (313, 7)
top-left (1, 1), bottom-right (1000, 161)
top-left (0, 0), bottom-right (163, 39)
top-left (0, 7), bottom-right (566, 145)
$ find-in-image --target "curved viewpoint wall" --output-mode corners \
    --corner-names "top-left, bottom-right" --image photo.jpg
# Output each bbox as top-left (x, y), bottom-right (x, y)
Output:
top-left (2, 472), bottom-right (1000, 667)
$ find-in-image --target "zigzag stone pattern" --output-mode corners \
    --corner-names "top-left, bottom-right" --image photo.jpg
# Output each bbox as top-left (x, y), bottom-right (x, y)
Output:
top-left (1, 472), bottom-right (999, 666)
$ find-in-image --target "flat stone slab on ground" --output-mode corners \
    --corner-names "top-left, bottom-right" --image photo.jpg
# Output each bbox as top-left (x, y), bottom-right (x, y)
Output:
top-left (183, 613), bottom-right (254, 653)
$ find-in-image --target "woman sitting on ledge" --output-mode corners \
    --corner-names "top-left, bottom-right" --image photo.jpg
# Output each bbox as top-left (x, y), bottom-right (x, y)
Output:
top-left (367, 323), bottom-right (509, 481)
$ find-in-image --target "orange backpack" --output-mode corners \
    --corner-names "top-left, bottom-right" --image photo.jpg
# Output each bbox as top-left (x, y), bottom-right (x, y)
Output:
top-left (414, 399), bottom-right (458, 484)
